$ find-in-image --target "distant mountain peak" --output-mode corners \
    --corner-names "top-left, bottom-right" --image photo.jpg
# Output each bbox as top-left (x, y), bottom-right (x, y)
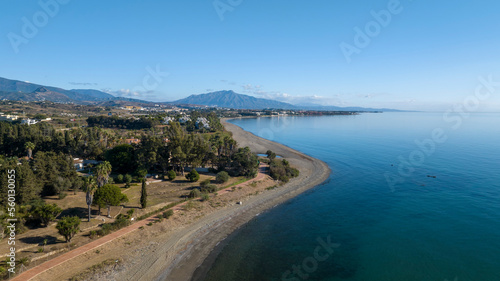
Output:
top-left (173, 90), bottom-right (296, 110)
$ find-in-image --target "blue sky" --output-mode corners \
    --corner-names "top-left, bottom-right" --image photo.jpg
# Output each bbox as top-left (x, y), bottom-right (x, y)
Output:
top-left (1, 0), bottom-right (500, 111)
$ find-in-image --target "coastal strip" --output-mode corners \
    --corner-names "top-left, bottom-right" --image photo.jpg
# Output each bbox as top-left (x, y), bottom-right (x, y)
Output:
top-left (151, 118), bottom-right (331, 281)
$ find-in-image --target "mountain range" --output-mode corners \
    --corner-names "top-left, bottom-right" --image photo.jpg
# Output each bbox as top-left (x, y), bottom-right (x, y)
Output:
top-left (0, 77), bottom-right (400, 111)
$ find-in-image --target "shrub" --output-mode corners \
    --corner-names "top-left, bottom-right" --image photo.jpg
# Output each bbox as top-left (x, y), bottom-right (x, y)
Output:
top-left (200, 193), bottom-right (210, 202)
top-left (58, 192), bottom-right (67, 200)
top-left (124, 174), bottom-right (132, 184)
top-left (200, 179), bottom-right (211, 187)
top-left (188, 189), bottom-right (201, 198)
top-left (215, 171), bottom-right (229, 184)
top-left (186, 169), bottom-right (200, 182)
top-left (30, 203), bottom-right (63, 227)
top-left (89, 230), bottom-right (98, 239)
top-left (167, 170), bottom-right (176, 181)
top-left (126, 209), bottom-right (135, 218)
top-left (201, 184), bottom-right (217, 193)
top-left (163, 210), bottom-right (174, 219)
top-left (116, 174), bottom-right (124, 183)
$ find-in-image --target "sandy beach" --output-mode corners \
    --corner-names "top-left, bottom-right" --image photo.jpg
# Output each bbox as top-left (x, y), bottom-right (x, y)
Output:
top-left (146, 118), bottom-right (331, 281)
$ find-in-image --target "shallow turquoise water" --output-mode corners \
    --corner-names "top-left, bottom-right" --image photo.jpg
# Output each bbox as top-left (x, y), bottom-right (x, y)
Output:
top-left (202, 112), bottom-right (500, 281)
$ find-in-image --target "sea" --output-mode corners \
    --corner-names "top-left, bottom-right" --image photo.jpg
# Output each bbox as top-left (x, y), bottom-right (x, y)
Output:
top-left (199, 112), bottom-right (500, 281)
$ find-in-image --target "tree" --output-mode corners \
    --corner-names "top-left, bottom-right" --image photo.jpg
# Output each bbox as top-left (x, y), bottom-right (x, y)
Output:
top-left (82, 176), bottom-right (97, 222)
top-left (95, 161), bottom-right (112, 188)
top-left (266, 150), bottom-right (276, 161)
top-left (124, 174), bottom-right (132, 188)
top-left (167, 170), bottom-right (176, 181)
top-left (56, 216), bottom-right (80, 242)
top-left (216, 171), bottom-right (229, 184)
top-left (186, 169), bottom-right (200, 182)
top-left (30, 203), bottom-right (62, 227)
top-left (25, 142), bottom-right (35, 159)
top-left (116, 174), bottom-right (124, 183)
top-left (104, 144), bottom-right (137, 174)
top-left (232, 147), bottom-right (259, 178)
top-left (93, 184), bottom-right (129, 217)
top-left (14, 161), bottom-right (42, 204)
top-left (140, 179), bottom-right (147, 209)
top-left (135, 168), bottom-right (147, 179)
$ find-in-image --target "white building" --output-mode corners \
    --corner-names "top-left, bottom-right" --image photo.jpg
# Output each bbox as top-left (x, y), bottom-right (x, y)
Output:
top-left (163, 116), bottom-right (174, 124)
top-left (179, 116), bottom-right (191, 124)
top-left (196, 117), bottom-right (210, 129)
top-left (21, 118), bottom-right (38, 125)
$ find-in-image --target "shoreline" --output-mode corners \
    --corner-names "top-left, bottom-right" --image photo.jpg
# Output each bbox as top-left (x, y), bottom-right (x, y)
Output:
top-left (155, 118), bottom-right (331, 281)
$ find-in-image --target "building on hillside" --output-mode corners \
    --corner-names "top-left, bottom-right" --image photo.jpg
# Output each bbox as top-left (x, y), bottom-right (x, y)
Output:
top-left (21, 118), bottom-right (38, 125)
top-left (163, 116), bottom-right (174, 124)
top-left (179, 116), bottom-right (191, 124)
top-left (125, 138), bottom-right (141, 145)
top-left (195, 117), bottom-right (210, 129)
top-left (0, 114), bottom-right (18, 122)
top-left (73, 158), bottom-right (84, 171)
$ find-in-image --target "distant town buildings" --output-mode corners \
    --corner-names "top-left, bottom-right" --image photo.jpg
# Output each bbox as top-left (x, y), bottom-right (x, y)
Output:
top-left (0, 114), bottom-right (18, 122)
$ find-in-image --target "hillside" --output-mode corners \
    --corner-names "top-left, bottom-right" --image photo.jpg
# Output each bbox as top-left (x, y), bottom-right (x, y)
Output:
top-left (0, 77), bottom-right (140, 104)
top-left (173, 90), bottom-right (296, 109)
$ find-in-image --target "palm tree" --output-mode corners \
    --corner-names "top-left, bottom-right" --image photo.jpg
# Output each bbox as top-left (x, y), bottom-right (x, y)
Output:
top-left (82, 176), bottom-right (97, 222)
top-left (25, 142), bottom-right (35, 159)
top-left (95, 161), bottom-right (112, 188)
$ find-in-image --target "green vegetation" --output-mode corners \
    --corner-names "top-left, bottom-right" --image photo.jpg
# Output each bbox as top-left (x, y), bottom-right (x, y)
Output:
top-left (87, 115), bottom-right (155, 129)
top-left (201, 184), bottom-right (217, 193)
top-left (200, 193), bottom-right (210, 202)
top-left (269, 157), bottom-right (299, 183)
top-left (186, 169), bottom-right (200, 182)
top-left (93, 184), bottom-right (129, 217)
top-left (188, 189), bottom-right (201, 198)
top-left (116, 174), bottom-right (124, 183)
top-left (216, 171), bottom-right (230, 183)
top-left (167, 170), bottom-right (176, 181)
top-left (56, 216), bottom-right (81, 242)
top-left (29, 203), bottom-right (62, 227)
top-left (140, 180), bottom-right (147, 209)
top-left (163, 209), bottom-right (174, 219)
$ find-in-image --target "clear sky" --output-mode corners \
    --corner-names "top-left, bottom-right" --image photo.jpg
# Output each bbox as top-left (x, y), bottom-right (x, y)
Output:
top-left (1, 0), bottom-right (500, 111)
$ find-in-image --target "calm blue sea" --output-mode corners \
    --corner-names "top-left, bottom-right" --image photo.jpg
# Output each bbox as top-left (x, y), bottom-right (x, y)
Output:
top-left (201, 112), bottom-right (500, 281)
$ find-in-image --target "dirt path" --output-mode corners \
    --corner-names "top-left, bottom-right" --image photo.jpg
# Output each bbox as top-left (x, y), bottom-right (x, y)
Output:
top-left (11, 165), bottom-right (267, 281)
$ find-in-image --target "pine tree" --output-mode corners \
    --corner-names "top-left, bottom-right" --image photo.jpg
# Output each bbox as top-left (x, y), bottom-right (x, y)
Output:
top-left (140, 179), bottom-right (147, 209)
